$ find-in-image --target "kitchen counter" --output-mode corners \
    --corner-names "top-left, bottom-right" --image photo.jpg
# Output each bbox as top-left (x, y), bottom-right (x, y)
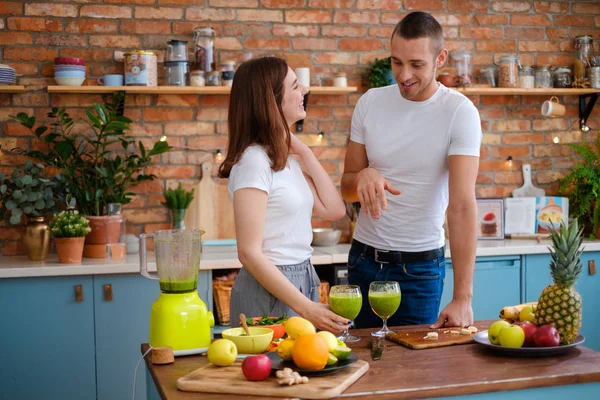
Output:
top-left (142, 321), bottom-right (600, 400)
top-left (2, 239), bottom-right (600, 278)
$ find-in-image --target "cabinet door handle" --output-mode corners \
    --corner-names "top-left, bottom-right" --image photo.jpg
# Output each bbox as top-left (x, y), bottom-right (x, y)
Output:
top-left (589, 260), bottom-right (596, 276)
top-left (104, 284), bottom-right (113, 301)
top-left (74, 285), bottom-right (83, 303)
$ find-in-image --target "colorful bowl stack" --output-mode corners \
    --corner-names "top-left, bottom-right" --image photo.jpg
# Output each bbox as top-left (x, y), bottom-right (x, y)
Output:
top-left (53, 57), bottom-right (86, 86)
top-left (0, 64), bottom-right (16, 85)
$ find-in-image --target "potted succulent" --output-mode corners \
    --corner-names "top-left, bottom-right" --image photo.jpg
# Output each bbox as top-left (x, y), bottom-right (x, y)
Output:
top-left (11, 92), bottom-right (172, 257)
top-left (365, 57), bottom-right (394, 88)
top-left (559, 131), bottom-right (600, 239)
top-left (162, 183), bottom-right (195, 229)
top-left (49, 210), bottom-right (91, 264)
top-left (0, 161), bottom-right (65, 260)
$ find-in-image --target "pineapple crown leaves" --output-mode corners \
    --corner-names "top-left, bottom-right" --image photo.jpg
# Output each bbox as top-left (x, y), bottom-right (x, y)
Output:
top-left (547, 218), bottom-right (584, 287)
top-left (161, 183), bottom-right (195, 210)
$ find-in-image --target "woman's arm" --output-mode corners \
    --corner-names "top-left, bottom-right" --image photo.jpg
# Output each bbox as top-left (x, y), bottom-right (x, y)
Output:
top-left (291, 134), bottom-right (346, 221)
top-left (234, 187), bottom-right (348, 333)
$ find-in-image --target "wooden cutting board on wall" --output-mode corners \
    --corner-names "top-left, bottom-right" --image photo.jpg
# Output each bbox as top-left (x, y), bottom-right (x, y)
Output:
top-left (185, 161), bottom-right (236, 240)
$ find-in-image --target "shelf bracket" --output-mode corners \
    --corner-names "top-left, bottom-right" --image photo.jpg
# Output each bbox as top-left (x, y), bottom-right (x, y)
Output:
top-left (579, 92), bottom-right (598, 131)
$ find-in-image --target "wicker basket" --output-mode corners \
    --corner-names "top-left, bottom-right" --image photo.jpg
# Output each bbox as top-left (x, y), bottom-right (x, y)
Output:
top-left (212, 280), bottom-right (234, 325)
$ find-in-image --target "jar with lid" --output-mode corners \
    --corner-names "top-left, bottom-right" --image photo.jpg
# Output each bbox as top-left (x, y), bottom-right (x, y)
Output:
top-left (450, 50), bottom-right (473, 86)
top-left (519, 66), bottom-right (535, 88)
top-left (535, 66), bottom-right (552, 88)
top-left (220, 60), bottom-right (235, 87)
top-left (333, 72), bottom-right (347, 87)
top-left (190, 70), bottom-right (205, 87)
top-left (478, 66), bottom-right (498, 87)
top-left (498, 55), bottom-right (520, 88)
top-left (206, 71), bottom-right (221, 86)
top-left (574, 35), bottom-right (593, 63)
top-left (193, 27), bottom-right (216, 72)
top-left (553, 67), bottom-right (572, 88)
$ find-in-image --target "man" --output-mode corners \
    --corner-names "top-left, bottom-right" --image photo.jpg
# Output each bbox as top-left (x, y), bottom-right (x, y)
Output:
top-left (341, 11), bottom-right (481, 329)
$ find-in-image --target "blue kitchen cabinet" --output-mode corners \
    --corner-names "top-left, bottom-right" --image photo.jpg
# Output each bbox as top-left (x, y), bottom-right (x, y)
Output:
top-left (0, 276), bottom-right (97, 400)
top-left (440, 256), bottom-right (521, 320)
top-left (524, 252), bottom-right (600, 351)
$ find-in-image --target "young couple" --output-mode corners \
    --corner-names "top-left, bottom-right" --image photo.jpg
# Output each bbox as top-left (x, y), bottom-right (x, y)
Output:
top-left (219, 11), bottom-right (482, 334)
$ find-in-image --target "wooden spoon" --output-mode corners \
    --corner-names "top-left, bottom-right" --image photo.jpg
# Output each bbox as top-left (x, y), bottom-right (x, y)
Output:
top-left (240, 313), bottom-right (251, 336)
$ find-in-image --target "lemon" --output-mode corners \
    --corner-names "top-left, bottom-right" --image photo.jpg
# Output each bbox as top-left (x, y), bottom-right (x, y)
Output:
top-left (276, 337), bottom-right (296, 361)
top-left (316, 331), bottom-right (338, 352)
top-left (326, 353), bottom-right (338, 366)
top-left (331, 345), bottom-right (351, 361)
top-left (284, 316), bottom-right (316, 339)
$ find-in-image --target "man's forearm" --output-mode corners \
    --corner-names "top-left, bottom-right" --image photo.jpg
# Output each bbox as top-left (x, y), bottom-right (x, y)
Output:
top-left (447, 203), bottom-right (477, 301)
top-left (341, 172), bottom-right (360, 202)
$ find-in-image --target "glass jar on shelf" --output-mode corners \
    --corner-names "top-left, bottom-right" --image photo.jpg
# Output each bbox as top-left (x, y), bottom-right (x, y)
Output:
top-left (574, 35), bottom-right (593, 63)
top-left (553, 67), bottom-right (572, 88)
top-left (478, 66), bottom-right (498, 87)
top-left (333, 72), bottom-right (348, 87)
top-left (519, 66), bottom-right (535, 88)
top-left (498, 55), bottom-right (520, 88)
top-left (535, 66), bottom-right (552, 88)
top-left (189, 70), bottom-right (205, 87)
top-left (193, 27), bottom-right (216, 72)
top-left (220, 60), bottom-right (236, 87)
top-left (206, 71), bottom-right (221, 86)
top-left (450, 50), bottom-right (473, 87)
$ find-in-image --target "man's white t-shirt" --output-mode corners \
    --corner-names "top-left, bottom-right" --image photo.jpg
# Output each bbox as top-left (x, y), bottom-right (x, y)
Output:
top-left (351, 83), bottom-right (482, 252)
top-left (228, 145), bottom-right (314, 265)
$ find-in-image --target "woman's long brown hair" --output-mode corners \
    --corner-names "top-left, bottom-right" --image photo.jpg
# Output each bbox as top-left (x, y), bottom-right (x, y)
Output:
top-left (218, 56), bottom-right (290, 178)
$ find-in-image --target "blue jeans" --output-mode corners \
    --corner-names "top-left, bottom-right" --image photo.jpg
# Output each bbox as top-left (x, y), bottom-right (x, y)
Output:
top-left (347, 242), bottom-right (446, 329)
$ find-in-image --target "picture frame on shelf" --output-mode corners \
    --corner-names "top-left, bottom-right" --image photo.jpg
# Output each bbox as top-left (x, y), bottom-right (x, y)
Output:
top-left (476, 198), bottom-right (505, 240)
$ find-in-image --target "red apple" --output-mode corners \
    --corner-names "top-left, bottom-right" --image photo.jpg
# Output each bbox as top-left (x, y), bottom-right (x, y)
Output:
top-left (514, 321), bottom-right (538, 347)
top-left (241, 354), bottom-right (272, 381)
top-left (533, 324), bottom-right (560, 347)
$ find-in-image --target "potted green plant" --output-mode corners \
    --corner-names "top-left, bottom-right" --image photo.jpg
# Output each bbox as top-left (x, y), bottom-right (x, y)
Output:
top-left (49, 209), bottom-right (91, 264)
top-left (559, 130), bottom-right (600, 239)
top-left (162, 183), bottom-right (195, 229)
top-left (11, 92), bottom-right (171, 257)
top-left (365, 57), bottom-right (394, 88)
top-left (0, 161), bottom-right (65, 260)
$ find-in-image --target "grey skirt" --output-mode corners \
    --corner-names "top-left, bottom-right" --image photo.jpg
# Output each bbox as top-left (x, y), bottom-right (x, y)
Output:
top-left (229, 258), bottom-right (321, 327)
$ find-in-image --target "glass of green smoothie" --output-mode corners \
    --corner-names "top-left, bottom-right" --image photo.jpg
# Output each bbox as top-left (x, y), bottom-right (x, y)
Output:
top-left (369, 281), bottom-right (401, 337)
top-left (329, 285), bottom-right (363, 343)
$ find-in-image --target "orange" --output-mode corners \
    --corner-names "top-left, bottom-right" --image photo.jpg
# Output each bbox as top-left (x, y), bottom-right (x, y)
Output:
top-left (292, 334), bottom-right (329, 371)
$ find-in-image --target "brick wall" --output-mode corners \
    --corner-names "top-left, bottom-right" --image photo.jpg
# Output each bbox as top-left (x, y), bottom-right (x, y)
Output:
top-left (0, 0), bottom-right (599, 255)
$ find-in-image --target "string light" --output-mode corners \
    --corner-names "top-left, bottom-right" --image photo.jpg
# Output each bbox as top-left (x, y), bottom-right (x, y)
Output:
top-left (215, 149), bottom-right (223, 163)
top-left (581, 118), bottom-right (591, 132)
top-left (506, 156), bottom-right (513, 167)
top-left (159, 134), bottom-right (168, 142)
top-left (553, 136), bottom-right (560, 144)
top-left (317, 131), bottom-right (324, 142)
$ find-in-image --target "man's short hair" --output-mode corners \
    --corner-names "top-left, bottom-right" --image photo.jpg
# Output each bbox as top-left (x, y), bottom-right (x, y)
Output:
top-left (392, 11), bottom-right (444, 55)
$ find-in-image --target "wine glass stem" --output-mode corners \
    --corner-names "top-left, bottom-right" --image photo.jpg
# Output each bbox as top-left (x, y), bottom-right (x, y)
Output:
top-left (382, 317), bottom-right (389, 333)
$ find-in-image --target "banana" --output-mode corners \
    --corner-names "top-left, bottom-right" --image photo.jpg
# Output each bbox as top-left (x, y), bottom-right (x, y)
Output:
top-left (499, 302), bottom-right (538, 321)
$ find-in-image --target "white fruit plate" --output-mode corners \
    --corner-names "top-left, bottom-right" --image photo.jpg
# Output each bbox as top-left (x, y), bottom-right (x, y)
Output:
top-left (473, 330), bottom-right (585, 356)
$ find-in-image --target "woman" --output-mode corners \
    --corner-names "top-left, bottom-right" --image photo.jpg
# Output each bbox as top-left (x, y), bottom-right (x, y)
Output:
top-left (218, 57), bottom-right (349, 333)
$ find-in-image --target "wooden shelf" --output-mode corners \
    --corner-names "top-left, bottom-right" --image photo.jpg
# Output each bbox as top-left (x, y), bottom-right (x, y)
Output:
top-left (454, 87), bottom-right (599, 96)
top-left (0, 85), bottom-right (25, 93)
top-left (47, 85), bottom-right (357, 95)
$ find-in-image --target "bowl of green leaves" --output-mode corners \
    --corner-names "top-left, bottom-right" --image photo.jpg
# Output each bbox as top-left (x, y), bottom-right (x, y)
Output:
top-left (248, 314), bottom-right (287, 339)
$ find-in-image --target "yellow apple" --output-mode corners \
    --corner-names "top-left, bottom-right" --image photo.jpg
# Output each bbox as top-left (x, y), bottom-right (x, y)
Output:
top-left (207, 339), bottom-right (238, 367)
top-left (498, 325), bottom-right (525, 348)
top-left (488, 320), bottom-right (511, 345)
top-left (519, 305), bottom-right (536, 323)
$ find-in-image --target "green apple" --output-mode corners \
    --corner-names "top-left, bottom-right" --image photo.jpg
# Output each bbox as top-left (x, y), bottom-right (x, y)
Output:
top-left (519, 305), bottom-right (535, 323)
top-left (207, 339), bottom-right (238, 367)
top-left (488, 320), bottom-right (511, 345)
top-left (498, 325), bottom-right (525, 348)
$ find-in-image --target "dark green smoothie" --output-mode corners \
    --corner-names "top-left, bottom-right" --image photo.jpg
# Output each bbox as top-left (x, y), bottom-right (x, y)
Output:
top-left (159, 280), bottom-right (197, 293)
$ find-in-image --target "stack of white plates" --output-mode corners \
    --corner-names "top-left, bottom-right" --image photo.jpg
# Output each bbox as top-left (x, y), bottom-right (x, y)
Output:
top-left (0, 64), bottom-right (16, 85)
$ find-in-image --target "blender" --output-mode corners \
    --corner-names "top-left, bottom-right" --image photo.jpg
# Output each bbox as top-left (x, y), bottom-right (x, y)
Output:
top-left (140, 229), bottom-right (214, 356)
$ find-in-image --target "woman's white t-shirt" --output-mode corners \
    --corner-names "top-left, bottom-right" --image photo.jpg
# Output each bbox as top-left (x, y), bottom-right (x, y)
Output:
top-left (228, 145), bottom-right (314, 265)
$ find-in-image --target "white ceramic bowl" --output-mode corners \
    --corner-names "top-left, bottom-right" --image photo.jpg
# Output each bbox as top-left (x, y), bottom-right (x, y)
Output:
top-left (54, 77), bottom-right (85, 86)
top-left (312, 228), bottom-right (342, 247)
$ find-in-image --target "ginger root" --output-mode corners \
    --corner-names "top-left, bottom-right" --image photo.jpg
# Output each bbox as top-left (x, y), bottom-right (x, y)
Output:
top-left (276, 368), bottom-right (309, 386)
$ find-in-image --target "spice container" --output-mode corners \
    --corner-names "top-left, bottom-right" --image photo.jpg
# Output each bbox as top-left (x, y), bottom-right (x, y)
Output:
top-left (498, 55), bottom-right (520, 88)
top-left (535, 66), bottom-right (552, 88)
top-left (206, 71), bottom-right (221, 86)
top-left (588, 67), bottom-right (600, 89)
top-left (450, 50), bottom-right (473, 86)
top-left (553, 67), bottom-right (572, 88)
top-left (478, 66), bottom-right (498, 87)
top-left (220, 60), bottom-right (235, 87)
top-left (333, 72), bottom-right (347, 87)
top-left (519, 66), bottom-right (535, 88)
top-left (193, 27), bottom-right (216, 72)
top-left (189, 70), bottom-right (205, 87)
top-left (124, 51), bottom-right (157, 86)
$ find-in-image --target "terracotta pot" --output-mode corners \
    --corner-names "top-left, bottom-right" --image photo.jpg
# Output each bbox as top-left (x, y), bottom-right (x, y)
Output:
top-left (23, 216), bottom-right (51, 261)
top-left (54, 237), bottom-right (85, 264)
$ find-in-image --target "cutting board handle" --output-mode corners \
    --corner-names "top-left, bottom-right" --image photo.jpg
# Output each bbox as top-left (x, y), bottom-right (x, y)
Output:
top-left (522, 164), bottom-right (532, 185)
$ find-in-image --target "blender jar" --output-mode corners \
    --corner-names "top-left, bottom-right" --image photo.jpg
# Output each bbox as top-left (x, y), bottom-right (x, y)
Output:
top-left (450, 50), bottom-right (473, 87)
top-left (193, 27), bottom-right (216, 72)
top-left (166, 40), bottom-right (188, 62)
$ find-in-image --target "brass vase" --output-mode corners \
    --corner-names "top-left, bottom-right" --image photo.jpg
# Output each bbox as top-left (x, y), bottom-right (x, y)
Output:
top-left (23, 216), bottom-right (51, 261)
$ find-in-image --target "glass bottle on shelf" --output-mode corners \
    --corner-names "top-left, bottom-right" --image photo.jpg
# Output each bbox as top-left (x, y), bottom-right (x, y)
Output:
top-left (535, 66), bottom-right (552, 88)
top-left (193, 27), bottom-right (216, 72)
top-left (519, 66), bottom-right (535, 88)
top-left (498, 55), bottom-right (520, 88)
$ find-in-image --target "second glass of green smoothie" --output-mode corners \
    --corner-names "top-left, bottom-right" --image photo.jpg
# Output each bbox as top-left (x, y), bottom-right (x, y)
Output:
top-left (329, 285), bottom-right (363, 343)
top-left (369, 281), bottom-right (401, 337)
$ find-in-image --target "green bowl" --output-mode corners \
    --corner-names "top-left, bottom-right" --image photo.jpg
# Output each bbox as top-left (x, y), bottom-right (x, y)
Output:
top-left (221, 327), bottom-right (274, 354)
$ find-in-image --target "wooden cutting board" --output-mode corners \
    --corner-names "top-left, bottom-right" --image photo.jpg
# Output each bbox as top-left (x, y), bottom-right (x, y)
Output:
top-left (177, 359), bottom-right (369, 399)
top-left (386, 324), bottom-right (485, 350)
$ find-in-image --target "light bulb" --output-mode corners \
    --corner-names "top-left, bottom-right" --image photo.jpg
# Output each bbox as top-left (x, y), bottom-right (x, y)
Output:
top-left (215, 149), bottom-right (223, 162)
top-left (317, 132), bottom-right (324, 142)
top-left (553, 136), bottom-right (560, 144)
top-left (507, 156), bottom-right (513, 167)
top-left (159, 134), bottom-right (167, 142)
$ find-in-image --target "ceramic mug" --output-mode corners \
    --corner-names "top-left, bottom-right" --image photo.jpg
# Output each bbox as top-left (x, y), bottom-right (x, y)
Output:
top-left (98, 74), bottom-right (124, 86)
top-left (541, 96), bottom-right (566, 117)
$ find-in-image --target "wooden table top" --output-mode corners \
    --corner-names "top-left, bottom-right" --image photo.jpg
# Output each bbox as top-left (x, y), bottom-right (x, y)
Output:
top-left (142, 321), bottom-right (600, 400)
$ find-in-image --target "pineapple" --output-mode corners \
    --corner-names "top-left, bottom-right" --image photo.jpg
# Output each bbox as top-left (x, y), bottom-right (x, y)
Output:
top-left (534, 219), bottom-right (583, 344)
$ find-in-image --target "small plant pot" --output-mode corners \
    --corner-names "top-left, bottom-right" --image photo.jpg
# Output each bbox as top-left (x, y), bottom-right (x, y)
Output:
top-left (54, 237), bottom-right (86, 264)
